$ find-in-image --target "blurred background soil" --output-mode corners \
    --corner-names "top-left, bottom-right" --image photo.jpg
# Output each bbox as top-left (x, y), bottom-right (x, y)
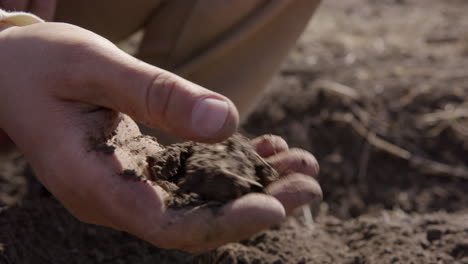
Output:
top-left (1, 0), bottom-right (467, 263)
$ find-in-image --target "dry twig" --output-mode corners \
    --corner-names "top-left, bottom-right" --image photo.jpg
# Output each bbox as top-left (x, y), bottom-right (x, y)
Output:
top-left (315, 80), bottom-right (361, 102)
top-left (328, 112), bottom-right (468, 180)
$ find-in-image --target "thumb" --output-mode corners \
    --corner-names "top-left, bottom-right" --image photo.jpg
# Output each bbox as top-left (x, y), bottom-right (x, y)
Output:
top-left (61, 40), bottom-right (239, 143)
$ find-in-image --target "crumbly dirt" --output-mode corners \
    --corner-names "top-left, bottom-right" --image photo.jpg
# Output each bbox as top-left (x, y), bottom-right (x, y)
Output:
top-left (245, 0), bottom-right (468, 220)
top-left (1, 0), bottom-right (468, 263)
top-left (0, 199), bottom-right (466, 264)
top-left (146, 134), bottom-right (278, 208)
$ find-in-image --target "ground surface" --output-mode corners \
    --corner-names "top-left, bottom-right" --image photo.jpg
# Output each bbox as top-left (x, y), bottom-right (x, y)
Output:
top-left (1, 0), bottom-right (468, 263)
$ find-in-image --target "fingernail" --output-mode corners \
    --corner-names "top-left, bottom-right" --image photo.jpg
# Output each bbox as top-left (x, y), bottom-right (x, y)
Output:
top-left (192, 97), bottom-right (229, 137)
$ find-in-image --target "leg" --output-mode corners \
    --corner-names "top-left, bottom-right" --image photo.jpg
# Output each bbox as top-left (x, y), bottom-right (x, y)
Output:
top-left (54, 0), bottom-right (163, 42)
top-left (54, 0), bottom-right (321, 142)
top-left (138, 0), bottom-right (322, 120)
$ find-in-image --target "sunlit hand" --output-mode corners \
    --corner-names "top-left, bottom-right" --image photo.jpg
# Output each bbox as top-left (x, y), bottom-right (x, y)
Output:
top-left (0, 22), bottom-right (321, 252)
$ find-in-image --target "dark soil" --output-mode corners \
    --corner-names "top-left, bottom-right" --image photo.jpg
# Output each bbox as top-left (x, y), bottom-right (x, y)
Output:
top-left (1, 199), bottom-right (466, 264)
top-left (146, 134), bottom-right (278, 208)
top-left (1, 0), bottom-right (468, 263)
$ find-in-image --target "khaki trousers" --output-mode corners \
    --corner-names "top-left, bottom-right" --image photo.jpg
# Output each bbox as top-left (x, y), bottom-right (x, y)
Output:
top-left (55, 0), bottom-right (321, 140)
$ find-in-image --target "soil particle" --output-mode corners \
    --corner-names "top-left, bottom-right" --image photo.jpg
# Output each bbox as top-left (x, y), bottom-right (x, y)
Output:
top-left (147, 134), bottom-right (279, 208)
top-left (0, 151), bottom-right (28, 207)
top-left (451, 243), bottom-right (468, 260)
top-left (119, 169), bottom-right (144, 182)
top-left (90, 140), bottom-right (116, 155)
top-left (426, 228), bottom-right (443, 242)
top-left (86, 109), bottom-right (121, 155)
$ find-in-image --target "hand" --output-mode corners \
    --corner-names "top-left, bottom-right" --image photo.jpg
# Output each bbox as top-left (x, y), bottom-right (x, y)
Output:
top-left (0, 22), bottom-right (321, 252)
top-left (0, 0), bottom-right (56, 21)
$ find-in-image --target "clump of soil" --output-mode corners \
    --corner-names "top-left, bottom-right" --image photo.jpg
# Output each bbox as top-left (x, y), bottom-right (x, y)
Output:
top-left (146, 134), bottom-right (278, 208)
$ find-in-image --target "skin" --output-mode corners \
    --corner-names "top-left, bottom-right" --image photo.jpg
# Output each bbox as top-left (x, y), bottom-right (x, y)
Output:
top-left (0, 6), bottom-right (322, 253)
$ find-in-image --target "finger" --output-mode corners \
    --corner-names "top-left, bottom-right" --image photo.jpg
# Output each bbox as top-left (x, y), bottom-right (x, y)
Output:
top-left (56, 32), bottom-right (239, 143)
top-left (29, 0), bottom-right (56, 21)
top-left (266, 173), bottom-right (322, 215)
top-left (0, 0), bottom-right (29, 11)
top-left (266, 148), bottom-right (319, 177)
top-left (251, 134), bottom-right (288, 157)
top-left (152, 194), bottom-right (285, 253)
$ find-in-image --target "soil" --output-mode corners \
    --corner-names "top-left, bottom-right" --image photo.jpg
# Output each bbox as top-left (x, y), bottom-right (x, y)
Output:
top-left (1, 0), bottom-right (468, 263)
top-left (146, 134), bottom-right (278, 208)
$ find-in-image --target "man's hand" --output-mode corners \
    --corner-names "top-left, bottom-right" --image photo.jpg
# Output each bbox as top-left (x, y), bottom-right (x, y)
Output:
top-left (0, 0), bottom-right (56, 21)
top-left (0, 22), bottom-right (321, 252)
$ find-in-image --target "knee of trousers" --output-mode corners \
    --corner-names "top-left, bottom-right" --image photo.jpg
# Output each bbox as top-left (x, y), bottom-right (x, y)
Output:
top-left (137, 0), bottom-right (322, 121)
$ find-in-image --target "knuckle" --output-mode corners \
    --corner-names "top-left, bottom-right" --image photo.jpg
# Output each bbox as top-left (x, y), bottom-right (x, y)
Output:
top-left (287, 148), bottom-right (320, 175)
top-left (265, 134), bottom-right (288, 149)
top-left (253, 134), bottom-right (288, 156)
top-left (144, 71), bottom-right (179, 128)
top-left (263, 134), bottom-right (283, 142)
